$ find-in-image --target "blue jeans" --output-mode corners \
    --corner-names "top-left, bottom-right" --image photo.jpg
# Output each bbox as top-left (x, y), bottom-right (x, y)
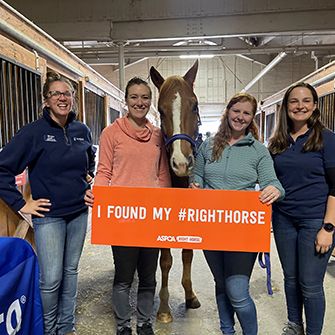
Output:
top-left (272, 210), bottom-right (334, 335)
top-left (33, 209), bottom-right (88, 335)
top-left (204, 250), bottom-right (258, 335)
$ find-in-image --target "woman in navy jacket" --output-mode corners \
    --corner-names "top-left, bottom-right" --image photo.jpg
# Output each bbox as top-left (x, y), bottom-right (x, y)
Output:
top-left (0, 71), bottom-right (95, 335)
top-left (268, 82), bottom-right (335, 335)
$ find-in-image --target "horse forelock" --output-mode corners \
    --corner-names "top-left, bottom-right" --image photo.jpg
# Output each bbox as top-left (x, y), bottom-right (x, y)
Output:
top-left (160, 76), bottom-right (194, 96)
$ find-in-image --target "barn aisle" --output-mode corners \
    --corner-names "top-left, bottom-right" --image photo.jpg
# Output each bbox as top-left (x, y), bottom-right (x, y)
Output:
top-left (75, 223), bottom-right (335, 335)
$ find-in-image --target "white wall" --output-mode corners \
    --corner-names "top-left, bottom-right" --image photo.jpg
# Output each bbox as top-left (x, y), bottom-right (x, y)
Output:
top-left (92, 54), bottom-right (316, 131)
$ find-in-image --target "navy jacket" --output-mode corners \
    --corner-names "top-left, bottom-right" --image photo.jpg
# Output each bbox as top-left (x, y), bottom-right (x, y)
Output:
top-left (0, 108), bottom-right (96, 217)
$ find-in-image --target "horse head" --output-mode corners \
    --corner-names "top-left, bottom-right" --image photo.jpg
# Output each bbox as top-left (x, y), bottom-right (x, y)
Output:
top-left (150, 61), bottom-right (200, 177)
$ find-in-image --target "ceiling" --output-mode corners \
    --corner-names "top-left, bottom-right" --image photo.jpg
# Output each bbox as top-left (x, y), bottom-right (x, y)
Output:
top-left (4, 0), bottom-right (335, 69)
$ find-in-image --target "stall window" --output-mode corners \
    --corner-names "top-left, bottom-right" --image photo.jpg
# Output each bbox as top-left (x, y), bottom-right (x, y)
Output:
top-left (0, 58), bottom-right (41, 147)
top-left (85, 89), bottom-right (104, 145)
top-left (319, 92), bottom-right (335, 132)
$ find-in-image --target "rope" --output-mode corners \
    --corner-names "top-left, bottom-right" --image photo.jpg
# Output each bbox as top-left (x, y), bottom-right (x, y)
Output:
top-left (258, 252), bottom-right (273, 295)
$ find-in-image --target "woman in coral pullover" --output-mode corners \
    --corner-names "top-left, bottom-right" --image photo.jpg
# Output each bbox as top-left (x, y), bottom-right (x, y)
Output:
top-left (85, 77), bottom-right (170, 335)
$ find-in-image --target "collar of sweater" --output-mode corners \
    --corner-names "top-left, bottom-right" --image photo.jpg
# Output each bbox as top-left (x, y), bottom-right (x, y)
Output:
top-left (43, 107), bottom-right (76, 128)
top-left (116, 116), bottom-right (153, 142)
top-left (231, 132), bottom-right (255, 146)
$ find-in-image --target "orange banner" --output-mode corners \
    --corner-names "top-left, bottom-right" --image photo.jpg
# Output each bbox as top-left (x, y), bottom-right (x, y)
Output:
top-left (91, 186), bottom-right (271, 252)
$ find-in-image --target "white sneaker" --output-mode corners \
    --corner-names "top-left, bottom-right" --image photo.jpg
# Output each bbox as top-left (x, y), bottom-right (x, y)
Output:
top-left (282, 321), bottom-right (305, 335)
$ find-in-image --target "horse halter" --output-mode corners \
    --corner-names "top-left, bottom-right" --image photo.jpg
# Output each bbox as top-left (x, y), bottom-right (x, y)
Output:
top-left (163, 106), bottom-right (202, 154)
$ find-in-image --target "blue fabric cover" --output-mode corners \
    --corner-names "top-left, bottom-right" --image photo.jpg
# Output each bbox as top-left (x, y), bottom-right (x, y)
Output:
top-left (0, 237), bottom-right (43, 335)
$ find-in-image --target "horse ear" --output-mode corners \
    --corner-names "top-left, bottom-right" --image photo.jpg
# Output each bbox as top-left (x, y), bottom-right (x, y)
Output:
top-left (150, 66), bottom-right (165, 90)
top-left (183, 60), bottom-right (199, 86)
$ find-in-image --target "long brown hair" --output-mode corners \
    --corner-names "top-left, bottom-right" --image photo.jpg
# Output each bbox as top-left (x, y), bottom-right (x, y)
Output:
top-left (268, 82), bottom-right (324, 155)
top-left (212, 93), bottom-right (259, 161)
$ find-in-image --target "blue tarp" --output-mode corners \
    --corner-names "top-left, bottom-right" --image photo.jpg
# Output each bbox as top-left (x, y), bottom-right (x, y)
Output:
top-left (0, 237), bottom-right (43, 335)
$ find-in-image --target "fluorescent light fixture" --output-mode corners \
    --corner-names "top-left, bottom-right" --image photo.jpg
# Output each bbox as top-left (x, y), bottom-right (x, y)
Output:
top-left (174, 40), bottom-right (217, 47)
top-left (173, 41), bottom-right (187, 46)
top-left (179, 54), bottom-right (214, 59)
top-left (203, 40), bottom-right (217, 46)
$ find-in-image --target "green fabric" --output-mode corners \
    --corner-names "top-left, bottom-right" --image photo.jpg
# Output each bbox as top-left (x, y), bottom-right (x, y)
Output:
top-left (191, 133), bottom-right (284, 198)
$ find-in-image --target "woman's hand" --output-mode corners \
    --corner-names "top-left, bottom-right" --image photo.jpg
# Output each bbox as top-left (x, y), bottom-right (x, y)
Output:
top-left (315, 228), bottom-right (334, 254)
top-left (259, 185), bottom-right (281, 205)
top-left (84, 189), bottom-right (94, 207)
top-left (189, 182), bottom-right (200, 189)
top-left (20, 198), bottom-right (51, 217)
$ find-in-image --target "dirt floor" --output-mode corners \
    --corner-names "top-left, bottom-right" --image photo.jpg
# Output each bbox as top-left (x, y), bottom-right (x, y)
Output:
top-left (75, 228), bottom-right (335, 335)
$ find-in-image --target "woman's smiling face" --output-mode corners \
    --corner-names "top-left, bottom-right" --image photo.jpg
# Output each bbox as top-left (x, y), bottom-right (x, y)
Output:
top-left (227, 100), bottom-right (254, 137)
top-left (287, 86), bottom-right (316, 126)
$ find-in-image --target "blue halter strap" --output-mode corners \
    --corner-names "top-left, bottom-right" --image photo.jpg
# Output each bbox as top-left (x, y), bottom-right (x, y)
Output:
top-left (165, 133), bottom-right (197, 149)
top-left (163, 109), bottom-right (202, 154)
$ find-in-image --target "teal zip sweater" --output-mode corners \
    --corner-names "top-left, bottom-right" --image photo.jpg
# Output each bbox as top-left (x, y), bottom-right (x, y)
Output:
top-left (191, 133), bottom-right (285, 197)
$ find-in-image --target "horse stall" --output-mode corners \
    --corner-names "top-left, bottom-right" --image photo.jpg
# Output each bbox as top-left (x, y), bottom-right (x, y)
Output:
top-left (0, 1), bottom-right (125, 247)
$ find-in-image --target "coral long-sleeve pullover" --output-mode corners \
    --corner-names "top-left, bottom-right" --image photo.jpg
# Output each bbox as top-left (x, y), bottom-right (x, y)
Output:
top-left (94, 116), bottom-right (171, 188)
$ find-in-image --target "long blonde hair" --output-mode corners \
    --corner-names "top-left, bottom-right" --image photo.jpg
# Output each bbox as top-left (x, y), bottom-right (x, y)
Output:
top-left (212, 93), bottom-right (259, 161)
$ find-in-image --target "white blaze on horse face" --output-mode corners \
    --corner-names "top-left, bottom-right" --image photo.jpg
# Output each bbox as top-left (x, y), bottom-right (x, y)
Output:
top-left (171, 92), bottom-right (189, 175)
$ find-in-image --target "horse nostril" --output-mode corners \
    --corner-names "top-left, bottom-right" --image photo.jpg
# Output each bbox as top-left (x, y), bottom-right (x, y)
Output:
top-left (172, 157), bottom-right (178, 170)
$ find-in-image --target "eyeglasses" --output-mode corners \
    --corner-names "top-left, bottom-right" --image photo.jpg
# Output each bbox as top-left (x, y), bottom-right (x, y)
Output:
top-left (48, 90), bottom-right (73, 98)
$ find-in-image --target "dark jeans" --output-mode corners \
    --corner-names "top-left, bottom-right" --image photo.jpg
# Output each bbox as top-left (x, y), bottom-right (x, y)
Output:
top-left (204, 250), bottom-right (258, 335)
top-left (272, 210), bottom-right (334, 335)
top-left (112, 246), bottom-right (159, 329)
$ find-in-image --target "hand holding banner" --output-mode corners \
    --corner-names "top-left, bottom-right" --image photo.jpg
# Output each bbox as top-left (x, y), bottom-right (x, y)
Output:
top-left (91, 186), bottom-right (271, 252)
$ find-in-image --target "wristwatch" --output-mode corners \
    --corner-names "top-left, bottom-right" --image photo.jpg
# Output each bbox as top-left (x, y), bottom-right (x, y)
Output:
top-left (322, 223), bottom-right (335, 233)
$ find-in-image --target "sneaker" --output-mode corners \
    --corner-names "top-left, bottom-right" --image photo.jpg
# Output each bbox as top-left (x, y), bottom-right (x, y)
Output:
top-left (282, 321), bottom-right (305, 335)
top-left (117, 327), bottom-right (132, 335)
top-left (136, 323), bottom-right (154, 335)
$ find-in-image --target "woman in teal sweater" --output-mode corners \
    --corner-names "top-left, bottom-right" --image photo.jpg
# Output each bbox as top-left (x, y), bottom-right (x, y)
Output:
top-left (191, 93), bottom-right (284, 335)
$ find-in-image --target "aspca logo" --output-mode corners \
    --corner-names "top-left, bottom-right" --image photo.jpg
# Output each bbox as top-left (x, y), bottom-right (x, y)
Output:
top-left (0, 296), bottom-right (25, 334)
top-left (157, 235), bottom-right (176, 242)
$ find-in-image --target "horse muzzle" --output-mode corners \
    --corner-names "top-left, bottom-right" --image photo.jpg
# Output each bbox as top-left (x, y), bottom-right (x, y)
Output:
top-left (170, 154), bottom-right (194, 177)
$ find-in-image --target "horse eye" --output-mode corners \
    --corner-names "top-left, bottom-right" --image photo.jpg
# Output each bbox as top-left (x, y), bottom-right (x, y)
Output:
top-left (192, 104), bottom-right (199, 113)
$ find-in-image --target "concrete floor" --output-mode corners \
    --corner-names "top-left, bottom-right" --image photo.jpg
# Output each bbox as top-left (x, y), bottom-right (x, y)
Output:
top-left (75, 227), bottom-right (335, 335)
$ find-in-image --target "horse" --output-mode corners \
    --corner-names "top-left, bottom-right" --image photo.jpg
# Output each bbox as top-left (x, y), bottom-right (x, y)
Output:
top-left (150, 60), bottom-right (202, 323)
